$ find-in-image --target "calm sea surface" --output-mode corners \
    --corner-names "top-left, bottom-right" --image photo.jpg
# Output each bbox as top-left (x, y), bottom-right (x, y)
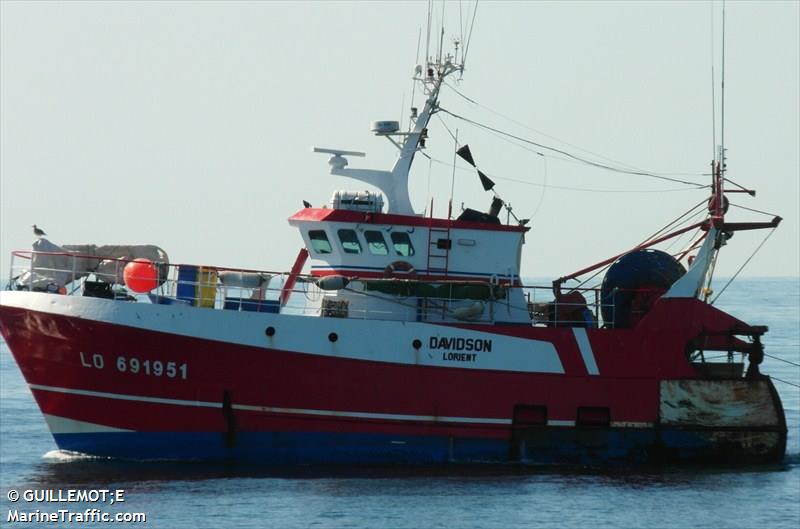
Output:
top-left (1, 278), bottom-right (798, 528)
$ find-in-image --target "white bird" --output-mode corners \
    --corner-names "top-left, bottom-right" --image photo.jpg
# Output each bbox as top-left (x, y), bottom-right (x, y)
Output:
top-left (32, 224), bottom-right (47, 237)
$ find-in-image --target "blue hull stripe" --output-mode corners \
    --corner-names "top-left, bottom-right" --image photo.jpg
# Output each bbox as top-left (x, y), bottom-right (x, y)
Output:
top-left (50, 428), bottom-right (757, 466)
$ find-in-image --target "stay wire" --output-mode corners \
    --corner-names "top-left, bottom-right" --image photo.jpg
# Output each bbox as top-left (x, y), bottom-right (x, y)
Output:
top-left (729, 202), bottom-right (781, 217)
top-left (436, 113), bottom-right (460, 145)
top-left (528, 156), bottom-right (548, 220)
top-left (434, 115), bottom-right (706, 194)
top-left (723, 177), bottom-right (754, 194)
top-left (445, 82), bottom-right (655, 174)
top-left (764, 352), bottom-right (800, 368)
top-left (674, 227), bottom-right (707, 261)
top-left (462, 0), bottom-right (479, 66)
top-left (710, 227), bottom-right (777, 304)
top-left (771, 376), bottom-right (800, 389)
top-left (427, 156), bottom-right (701, 194)
top-left (443, 82), bottom-right (711, 179)
top-left (639, 199), bottom-right (708, 246)
top-left (459, 0), bottom-right (464, 55)
top-left (574, 200), bottom-right (706, 288)
top-left (664, 212), bottom-right (707, 252)
top-left (573, 201), bottom-right (707, 291)
top-left (440, 108), bottom-right (709, 187)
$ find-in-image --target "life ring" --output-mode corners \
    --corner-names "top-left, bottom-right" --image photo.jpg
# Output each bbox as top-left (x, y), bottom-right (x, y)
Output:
top-left (384, 260), bottom-right (417, 279)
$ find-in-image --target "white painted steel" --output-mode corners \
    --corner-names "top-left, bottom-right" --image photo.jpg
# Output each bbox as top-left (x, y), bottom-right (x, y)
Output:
top-left (664, 227), bottom-right (718, 298)
top-left (43, 413), bottom-right (132, 434)
top-left (572, 328), bottom-right (599, 375)
top-left (5, 292), bottom-right (564, 374)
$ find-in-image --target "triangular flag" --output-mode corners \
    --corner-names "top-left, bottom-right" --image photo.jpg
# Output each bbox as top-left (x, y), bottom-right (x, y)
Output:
top-left (456, 145), bottom-right (476, 167)
top-left (478, 170), bottom-right (495, 191)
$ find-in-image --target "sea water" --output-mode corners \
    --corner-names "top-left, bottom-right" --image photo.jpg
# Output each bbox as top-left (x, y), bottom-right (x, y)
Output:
top-left (1, 278), bottom-right (798, 528)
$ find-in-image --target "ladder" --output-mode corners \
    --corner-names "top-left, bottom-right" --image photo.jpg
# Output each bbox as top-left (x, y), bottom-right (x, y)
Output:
top-left (426, 199), bottom-right (452, 279)
top-left (425, 199), bottom-right (452, 319)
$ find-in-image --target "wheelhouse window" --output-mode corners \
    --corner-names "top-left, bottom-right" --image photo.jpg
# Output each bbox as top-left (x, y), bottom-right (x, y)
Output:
top-left (308, 230), bottom-right (332, 254)
top-left (391, 232), bottom-right (415, 256)
top-left (337, 229), bottom-right (362, 254)
top-left (364, 230), bottom-right (389, 255)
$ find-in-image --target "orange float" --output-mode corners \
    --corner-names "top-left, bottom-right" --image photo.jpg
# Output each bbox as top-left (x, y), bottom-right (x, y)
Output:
top-left (123, 258), bottom-right (159, 293)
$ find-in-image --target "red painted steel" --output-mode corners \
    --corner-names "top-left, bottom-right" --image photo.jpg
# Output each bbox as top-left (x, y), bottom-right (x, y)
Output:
top-left (0, 296), bottom-right (743, 437)
top-left (288, 208), bottom-right (529, 233)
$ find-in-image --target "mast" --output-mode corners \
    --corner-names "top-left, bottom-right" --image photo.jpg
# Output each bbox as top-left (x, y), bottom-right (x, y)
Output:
top-left (313, 46), bottom-right (463, 216)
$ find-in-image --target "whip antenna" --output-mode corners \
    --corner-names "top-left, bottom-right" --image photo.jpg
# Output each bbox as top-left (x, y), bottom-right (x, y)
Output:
top-left (710, 1), bottom-right (716, 161)
top-left (721, 0), bottom-right (726, 169)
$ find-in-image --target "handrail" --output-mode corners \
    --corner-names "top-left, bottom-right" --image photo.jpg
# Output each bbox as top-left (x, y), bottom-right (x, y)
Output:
top-left (6, 249), bottom-right (625, 327)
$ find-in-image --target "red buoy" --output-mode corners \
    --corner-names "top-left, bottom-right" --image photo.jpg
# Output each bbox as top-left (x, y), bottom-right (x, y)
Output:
top-left (123, 258), bottom-right (158, 293)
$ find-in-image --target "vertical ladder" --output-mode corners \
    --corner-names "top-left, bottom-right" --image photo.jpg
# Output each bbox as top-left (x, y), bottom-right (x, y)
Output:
top-left (425, 199), bottom-right (452, 320)
top-left (426, 199), bottom-right (452, 279)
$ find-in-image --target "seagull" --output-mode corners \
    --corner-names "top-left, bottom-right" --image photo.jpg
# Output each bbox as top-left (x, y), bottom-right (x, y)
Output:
top-left (32, 224), bottom-right (47, 237)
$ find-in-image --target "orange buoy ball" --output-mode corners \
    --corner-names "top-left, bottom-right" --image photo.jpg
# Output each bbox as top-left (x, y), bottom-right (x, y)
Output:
top-left (123, 258), bottom-right (159, 293)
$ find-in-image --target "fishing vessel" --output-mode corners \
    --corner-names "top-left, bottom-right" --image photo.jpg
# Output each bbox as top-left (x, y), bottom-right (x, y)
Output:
top-left (0, 13), bottom-right (787, 466)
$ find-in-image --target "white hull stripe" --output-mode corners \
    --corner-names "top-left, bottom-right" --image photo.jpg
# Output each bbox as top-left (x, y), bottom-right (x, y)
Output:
top-left (30, 384), bottom-right (654, 429)
top-left (29, 384), bottom-right (510, 426)
top-left (572, 328), bottom-right (599, 376)
top-left (43, 414), bottom-right (132, 434)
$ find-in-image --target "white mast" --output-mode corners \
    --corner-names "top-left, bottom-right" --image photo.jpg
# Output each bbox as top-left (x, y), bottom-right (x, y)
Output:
top-left (314, 45), bottom-right (463, 215)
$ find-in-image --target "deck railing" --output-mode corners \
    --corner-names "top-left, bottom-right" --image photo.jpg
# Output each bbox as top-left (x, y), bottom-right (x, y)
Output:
top-left (6, 250), bottom-right (617, 327)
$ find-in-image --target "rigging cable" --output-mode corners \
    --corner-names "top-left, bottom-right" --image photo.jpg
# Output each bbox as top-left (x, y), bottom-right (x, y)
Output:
top-left (637, 199), bottom-right (708, 247)
top-left (728, 202), bottom-right (781, 218)
top-left (710, 226), bottom-right (778, 305)
top-left (436, 112), bottom-right (460, 145)
top-left (723, 176), bottom-right (756, 194)
top-left (446, 82), bottom-right (660, 174)
top-left (763, 353), bottom-right (800, 368)
top-left (527, 155), bottom-right (547, 220)
top-left (663, 211), bottom-right (708, 253)
top-left (444, 81), bottom-right (711, 179)
top-left (703, 243), bottom-right (720, 302)
top-left (434, 113), bottom-right (709, 192)
top-left (462, 0), bottom-right (479, 67)
top-left (439, 107), bottom-right (709, 187)
top-left (570, 201), bottom-right (707, 291)
top-left (411, 26), bottom-right (422, 123)
top-left (458, 0), bottom-right (464, 60)
top-left (426, 155), bottom-right (702, 194)
top-left (770, 376), bottom-right (800, 389)
top-left (675, 228), bottom-right (708, 262)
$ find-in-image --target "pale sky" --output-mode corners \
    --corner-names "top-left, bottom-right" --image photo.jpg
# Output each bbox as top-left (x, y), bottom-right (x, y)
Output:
top-left (1, 1), bottom-right (798, 281)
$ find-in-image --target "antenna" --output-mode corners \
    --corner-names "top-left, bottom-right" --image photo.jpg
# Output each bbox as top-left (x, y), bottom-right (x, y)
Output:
top-left (462, 0), bottom-right (479, 67)
top-left (459, 0), bottom-right (464, 62)
top-left (425, 0), bottom-right (432, 63)
top-left (312, 147), bottom-right (366, 170)
top-left (710, 1), bottom-right (716, 161)
top-left (720, 0), bottom-right (726, 174)
top-left (438, 22), bottom-right (445, 66)
top-left (312, 147), bottom-right (365, 157)
top-left (450, 128), bottom-right (459, 206)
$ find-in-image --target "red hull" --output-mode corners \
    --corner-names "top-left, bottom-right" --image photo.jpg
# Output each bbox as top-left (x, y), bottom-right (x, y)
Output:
top-left (0, 295), bottom-right (786, 464)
